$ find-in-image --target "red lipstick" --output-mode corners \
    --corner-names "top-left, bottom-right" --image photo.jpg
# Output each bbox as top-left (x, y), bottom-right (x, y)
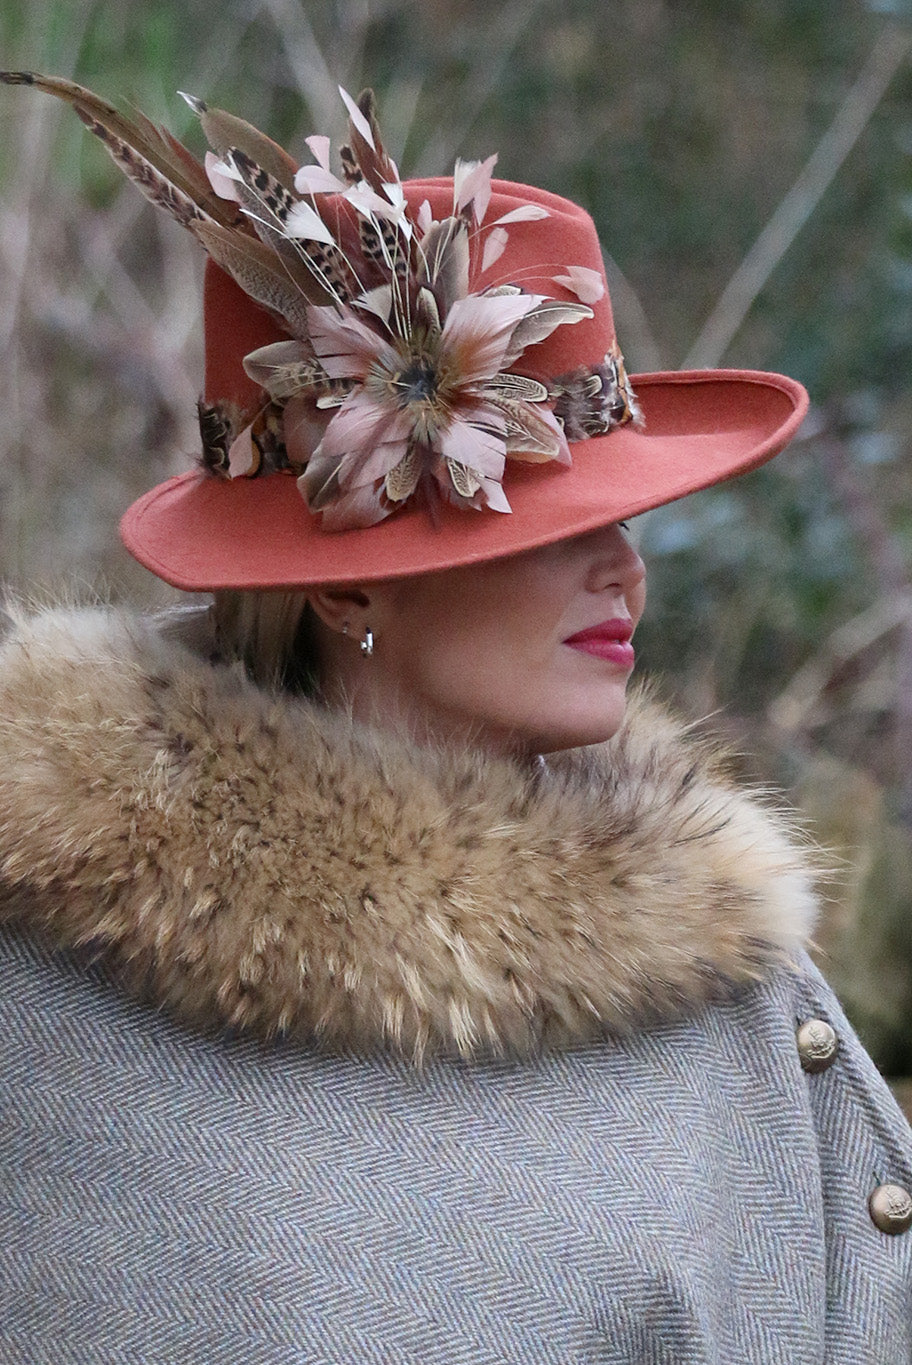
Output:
top-left (563, 618), bottom-right (635, 668)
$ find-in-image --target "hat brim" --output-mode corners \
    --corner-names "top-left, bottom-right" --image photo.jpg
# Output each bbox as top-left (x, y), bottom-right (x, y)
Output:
top-left (120, 368), bottom-right (808, 590)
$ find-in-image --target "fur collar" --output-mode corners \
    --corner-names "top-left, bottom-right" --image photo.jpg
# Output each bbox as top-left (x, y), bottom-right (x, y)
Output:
top-left (0, 606), bottom-right (817, 1059)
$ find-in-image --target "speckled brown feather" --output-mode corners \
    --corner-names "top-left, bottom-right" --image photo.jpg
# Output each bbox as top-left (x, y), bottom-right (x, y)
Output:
top-left (0, 71), bottom-right (235, 229)
top-left (0, 608), bottom-right (818, 1061)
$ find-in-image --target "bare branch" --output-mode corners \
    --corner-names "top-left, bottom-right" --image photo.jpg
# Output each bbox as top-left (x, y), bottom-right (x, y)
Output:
top-left (257, 0), bottom-right (344, 130)
top-left (416, 0), bottom-right (554, 167)
top-left (683, 24), bottom-right (911, 369)
top-left (769, 592), bottom-right (912, 735)
top-left (769, 428), bottom-right (912, 815)
top-left (602, 252), bottom-right (664, 373)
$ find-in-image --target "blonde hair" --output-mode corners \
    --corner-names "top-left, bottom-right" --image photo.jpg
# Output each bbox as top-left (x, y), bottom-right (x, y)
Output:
top-left (211, 589), bottom-right (321, 693)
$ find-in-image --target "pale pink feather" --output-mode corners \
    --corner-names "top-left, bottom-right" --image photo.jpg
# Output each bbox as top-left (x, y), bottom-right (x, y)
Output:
top-left (345, 181), bottom-right (403, 221)
top-left (479, 476), bottom-right (512, 513)
top-left (294, 163), bottom-right (348, 195)
top-left (304, 134), bottom-right (332, 170)
top-left (338, 87), bottom-right (376, 150)
top-left (204, 151), bottom-right (242, 202)
top-left (481, 227), bottom-right (508, 274)
top-left (453, 154), bottom-right (498, 222)
top-left (438, 416), bottom-right (506, 480)
top-left (416, 199), bottom-right (433, 234)
top-left (552, 265), bottom-right (605, 303)
top-left (282, 199), bottom-right (338, 245)
top-left (227, 422), bottom-right (257, 477)
top-left (346, 435), bottom-right (415, 488)
top-left (307, 305), bottom-right (398, 379)
top-left (319, 482), bottom-right (390, 529)
top-left (314, 391), bottom-right (402, 465)
top-left (491, 204), bottom-right (550, 225)
top-left (282, 396), bottom-right (333, 467)
top-left (440, 293), bottom-right (540, 384)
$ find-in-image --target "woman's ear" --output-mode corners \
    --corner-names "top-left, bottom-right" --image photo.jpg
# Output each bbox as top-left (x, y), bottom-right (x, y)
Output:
top-left (307, 586), bottom-right (371, 637)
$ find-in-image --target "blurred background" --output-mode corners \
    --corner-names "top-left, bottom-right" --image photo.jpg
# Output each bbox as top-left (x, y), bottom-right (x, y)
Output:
top-left (1, 0), bottom-right (910, 1108)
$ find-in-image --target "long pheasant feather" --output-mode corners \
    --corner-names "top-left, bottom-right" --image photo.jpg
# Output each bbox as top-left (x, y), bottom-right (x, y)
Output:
top-left (130, 103), bottom-right (220, 196)
top-left (340, 88), bottom-right (399, 194)
top-left (76, 110), bottom-right (221, 230)
top-left (0, 71), bottom-right (234, 230)
top-left (417, 217), bottom-right (469, 312)
top-left (243, 339), bottom-right (352, 403)
top-left (227, 150), bottom-right (359, 304)
top-left (190, 220), bottom-right (327, 335)
top-left (182, 93), bottom-right (299, 192)
top-left (229, 148), bottom-right (300, 230)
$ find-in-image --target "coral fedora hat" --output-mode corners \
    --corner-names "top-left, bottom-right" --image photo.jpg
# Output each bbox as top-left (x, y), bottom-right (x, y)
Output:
top-left (121, 179), bottom-right (807, 589)
top-left (0, 73), bottom-right (805, 591)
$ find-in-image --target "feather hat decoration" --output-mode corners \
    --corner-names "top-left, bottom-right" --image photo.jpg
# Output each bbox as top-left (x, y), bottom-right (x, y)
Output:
top-left (1, 71), bottom-right (641, 531)
top-left (3, 71), bottom-right (809, 587)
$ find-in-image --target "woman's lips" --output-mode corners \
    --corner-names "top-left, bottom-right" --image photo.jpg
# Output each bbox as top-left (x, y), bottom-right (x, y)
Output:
top-left (563, 618), bottom-right (635, 668)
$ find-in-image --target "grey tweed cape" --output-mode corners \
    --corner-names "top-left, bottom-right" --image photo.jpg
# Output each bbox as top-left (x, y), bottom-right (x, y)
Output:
top-left (1, 607), bottom-right (910, 1364)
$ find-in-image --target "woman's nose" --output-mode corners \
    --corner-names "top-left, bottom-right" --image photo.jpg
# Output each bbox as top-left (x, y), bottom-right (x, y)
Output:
top-left (583, 524), bottom-right (646, 594)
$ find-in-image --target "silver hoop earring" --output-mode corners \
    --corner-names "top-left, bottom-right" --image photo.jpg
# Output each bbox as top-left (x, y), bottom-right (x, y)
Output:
top-left (360, 626), bottom-right (374, 658)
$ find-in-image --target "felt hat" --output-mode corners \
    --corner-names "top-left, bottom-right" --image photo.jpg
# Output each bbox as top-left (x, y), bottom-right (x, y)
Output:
top-left (0, 73), bottom-right (806, 590)
top-left (121, 215), bottom-right (807, 589)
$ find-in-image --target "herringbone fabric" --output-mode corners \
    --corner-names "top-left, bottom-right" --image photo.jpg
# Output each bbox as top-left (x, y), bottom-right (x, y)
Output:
top-left (2, 927), bottom-right (909, 1363)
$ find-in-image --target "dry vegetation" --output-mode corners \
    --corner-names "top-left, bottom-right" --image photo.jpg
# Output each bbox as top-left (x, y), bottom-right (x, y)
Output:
top-left (1, 0), bottom-right (910, 1106)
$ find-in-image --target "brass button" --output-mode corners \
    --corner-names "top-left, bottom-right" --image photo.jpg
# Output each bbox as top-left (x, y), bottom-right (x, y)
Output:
top-left (796, 1019), bottom-right (839, 1073)
top-left (869, 1183), bottom-right (912, 1235)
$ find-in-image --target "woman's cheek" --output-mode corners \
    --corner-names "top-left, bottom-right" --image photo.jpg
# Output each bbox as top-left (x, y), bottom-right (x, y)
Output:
top-left (629, 575), bottom-right (647, 627)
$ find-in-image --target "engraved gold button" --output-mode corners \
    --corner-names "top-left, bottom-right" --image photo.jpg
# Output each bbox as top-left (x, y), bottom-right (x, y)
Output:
top-left (796, 1019), bottom-right (839, 1074)
top-left (869, 1183), bottom-right (912, 1235)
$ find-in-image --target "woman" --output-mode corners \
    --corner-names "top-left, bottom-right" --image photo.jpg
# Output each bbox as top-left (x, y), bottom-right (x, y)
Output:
top-left (1, 73), bottom-right (910, 1363)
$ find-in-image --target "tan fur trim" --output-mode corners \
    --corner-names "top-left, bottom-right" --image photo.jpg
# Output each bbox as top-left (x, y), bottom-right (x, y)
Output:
top-left (0, 607), bottom-right (818, 1060)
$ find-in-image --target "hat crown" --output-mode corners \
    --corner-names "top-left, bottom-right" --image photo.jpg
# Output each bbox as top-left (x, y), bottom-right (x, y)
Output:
top-left (204, 176), bottom-right (616, 412)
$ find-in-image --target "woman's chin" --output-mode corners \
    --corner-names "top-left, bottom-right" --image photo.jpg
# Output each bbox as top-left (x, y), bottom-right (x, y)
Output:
top-left (520, 694), bottom-right (631, 755)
